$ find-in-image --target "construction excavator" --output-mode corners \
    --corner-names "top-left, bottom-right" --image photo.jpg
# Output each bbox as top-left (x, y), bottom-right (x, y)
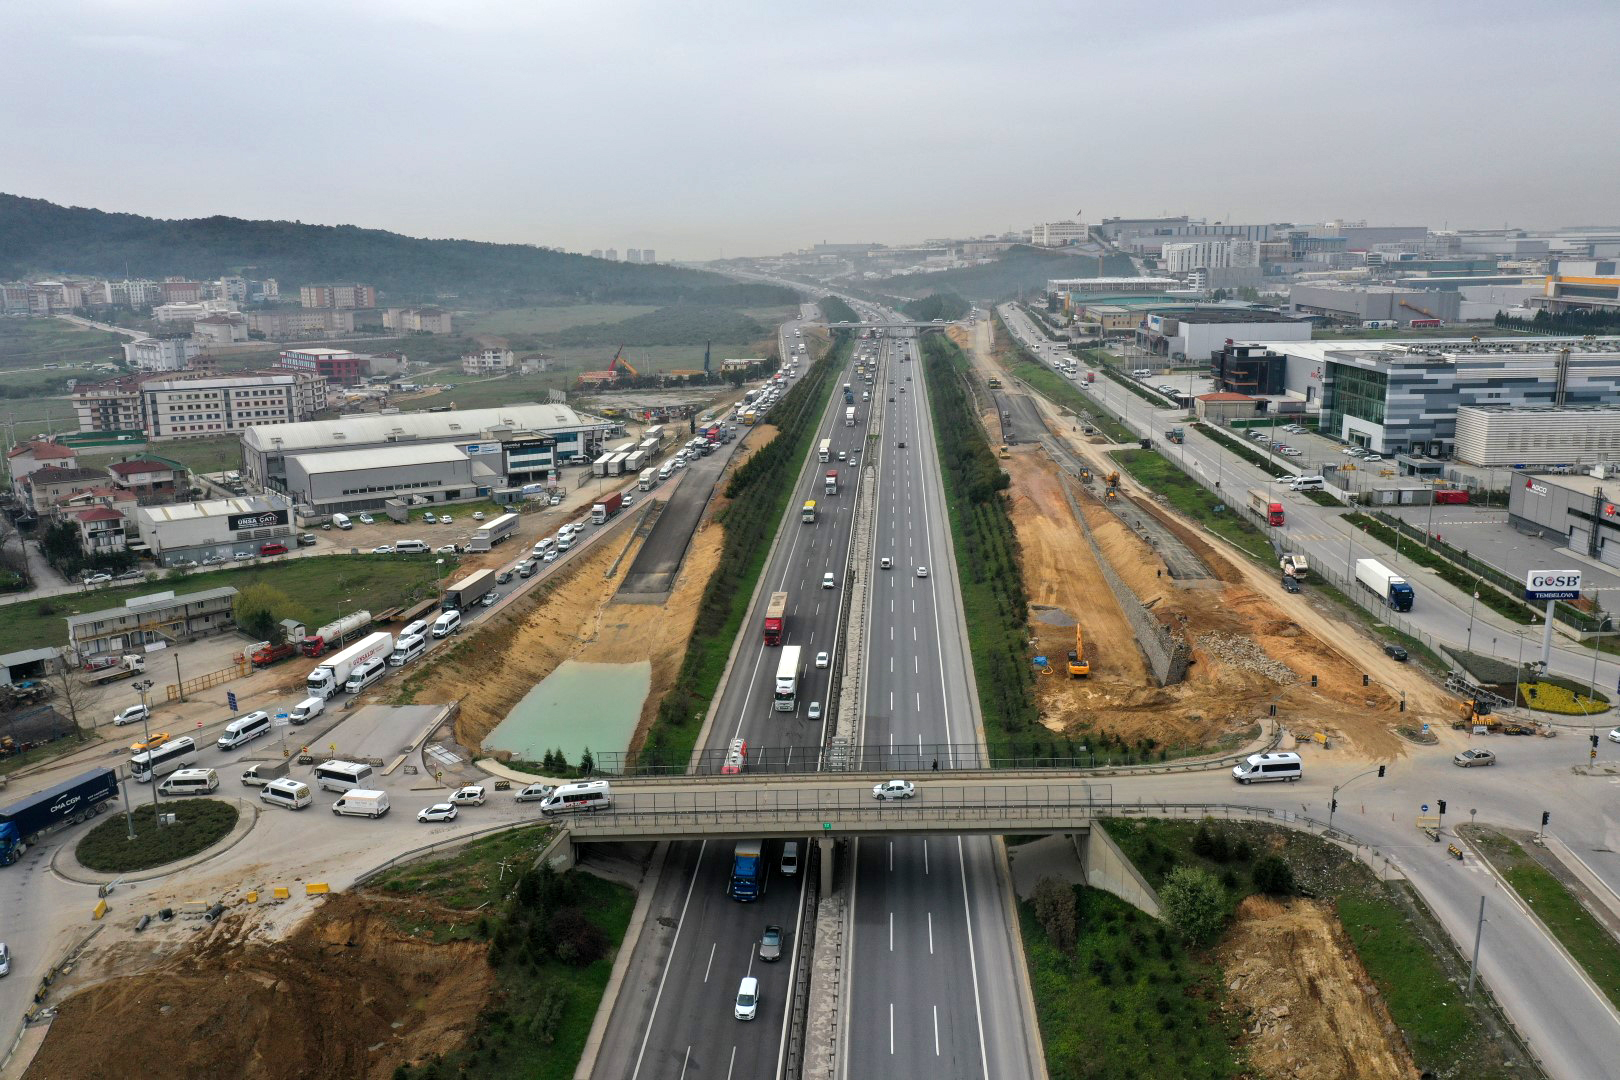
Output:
top-left (1068, 626), bottom-right (1091, 677)
top-left (1104, 470), bottom-right (1121, 499)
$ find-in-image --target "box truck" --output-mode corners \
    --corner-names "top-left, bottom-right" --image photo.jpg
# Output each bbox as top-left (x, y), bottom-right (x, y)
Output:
top-left (0, 768), bottom-right (118, 864)
top-left (306, 631), bottom-right (394, 699)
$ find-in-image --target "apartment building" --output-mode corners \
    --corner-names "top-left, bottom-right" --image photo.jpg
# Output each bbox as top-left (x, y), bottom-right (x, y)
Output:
top-left (159, 280), bottom-right (205, 303)
top-left (245, 308), bottom-right (356, 338)
top-left (141, 372), bottom-right (328, 440)
top-left (123, 337), bottom-right (202, 371)
top-left (299, 283), bottom-right (378, 309)
top-left (275, 347), bottom-right (371, 386)
top-left (1030, 221), bottom-right (1088, 246)
top-left (461, 347), bottom-right (515, 375)
top-left (382, 307), bottom-right (454, 334)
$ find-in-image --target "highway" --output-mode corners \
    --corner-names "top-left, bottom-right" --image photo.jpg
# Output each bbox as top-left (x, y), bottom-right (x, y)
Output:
top-left (593, 306), bottom-right (1038, 1078)
top-left (593, 306), bottom-right (872, 1079)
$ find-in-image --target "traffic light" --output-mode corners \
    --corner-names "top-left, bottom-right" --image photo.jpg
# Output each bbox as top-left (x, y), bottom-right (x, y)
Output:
top-left (1437, 799), bottom-right (1447, 815)
top-left (1377, 765), bottom-right (1386, 778)
top-left (1542, 811), bottom-right (1551, 827)
top-left (1592, 734), bottom-right (1601, 748)
top-left (1331, 798), bottom-right (1338, 813)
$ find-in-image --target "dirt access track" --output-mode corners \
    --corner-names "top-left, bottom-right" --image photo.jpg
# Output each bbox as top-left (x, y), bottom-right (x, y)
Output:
top-left (957, 321), bottom-right (1450, 759)
top-left (25, 893), bottom-right (493, 1080)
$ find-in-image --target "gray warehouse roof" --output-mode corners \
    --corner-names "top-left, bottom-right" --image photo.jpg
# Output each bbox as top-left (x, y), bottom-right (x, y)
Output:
top-left (137, 495), bottom-right (285, 524)
top-left (241, 403), bottom-right (597, 454)
top-left (288, 443), bottom-right (470, 474)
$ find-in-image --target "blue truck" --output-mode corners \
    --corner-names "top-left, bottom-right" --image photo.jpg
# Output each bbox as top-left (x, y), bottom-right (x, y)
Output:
top-left (0, 768), bottom-right (119, 865)
top-left (729, 840), bottom-right (765, 901)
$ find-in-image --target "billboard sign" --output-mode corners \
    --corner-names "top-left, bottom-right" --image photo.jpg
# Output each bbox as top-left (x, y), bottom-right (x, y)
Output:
top-left (1525, 569), bottom-right (1581, 602)
top-left (228, 509), bottom-right (289, 531)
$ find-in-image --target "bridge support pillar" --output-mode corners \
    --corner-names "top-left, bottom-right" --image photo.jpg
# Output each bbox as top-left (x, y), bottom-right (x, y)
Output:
top-left (818, 835), bottom-right (837, 895)
top-left (537, 829), bottom-right (576, 872)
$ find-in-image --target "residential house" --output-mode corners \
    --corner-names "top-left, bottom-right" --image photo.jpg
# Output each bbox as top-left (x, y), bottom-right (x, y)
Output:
top-left (24, 467), bottom-right (108, 514)
top-left (7, 441), bottom-right (80, 495)
top-left (71, 507), bottom-right (127, 555)
top-left (107, 459), bottom-right (187, 503)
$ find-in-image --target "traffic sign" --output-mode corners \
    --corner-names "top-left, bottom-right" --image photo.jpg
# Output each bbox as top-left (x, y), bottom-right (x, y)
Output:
top-left (1421, 804), bottom-right (1430, 814)
top-left (272, 712), bottom-right (290, 727)
top-left (227, 692), bottom-right (238, 711)
top-left (1421, 723), bottom-right (1430, 734)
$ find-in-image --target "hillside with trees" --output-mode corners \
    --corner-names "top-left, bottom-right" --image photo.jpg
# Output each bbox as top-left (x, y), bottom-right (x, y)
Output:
top-left (0, 193), bottom-right (734, 306)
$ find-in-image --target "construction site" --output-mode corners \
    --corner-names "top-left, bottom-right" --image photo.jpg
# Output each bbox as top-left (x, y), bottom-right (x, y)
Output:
top-left (956, 319), bottom-right (1453, 761)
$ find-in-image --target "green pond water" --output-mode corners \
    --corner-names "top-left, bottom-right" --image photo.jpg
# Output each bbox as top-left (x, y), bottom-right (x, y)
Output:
top-left (484, 659), bottom-right (650, 764)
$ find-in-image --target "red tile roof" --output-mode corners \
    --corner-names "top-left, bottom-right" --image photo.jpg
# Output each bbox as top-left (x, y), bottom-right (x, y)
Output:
top-left (1196, 392), bottom-right (1257, 401)
top-left (7, 441), bottom-right (77, 461)
top-left (74, 507), bottom-right (125, 523)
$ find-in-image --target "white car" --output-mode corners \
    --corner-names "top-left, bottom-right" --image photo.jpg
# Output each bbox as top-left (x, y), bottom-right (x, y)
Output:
top-left (734, 976), bottom-right (759, 1021)
top-left (822, 573), bottom-right (835, 589)
top-left (450, 785), bottom-right (486, 806)
top-left (815, 651), bottom-right (829, 668)
top-left (543, 550), bottom-right (559, 563)
top-left (358, 513), bottom-right (376, 525)
top-left (472, 511), bottom-right (485, 521)
top-left (916, 566), bottom-right (929, 578)
top-left (0, 941), bottom-right (8, 976)
top-left (113, 704), bottom-right (150, 727)
top-left (373, 545), bottom-right (395, 554)
top-left (807, 701), bottom-right (822, 720)
top-left (872, 779), bottom-right (916, 800)
top-left (1607, 728), bottom-right (1620, 744)
top-left (436, 544), bottom-right (458, 554)
top-left (83, 573), bottom-right (113, 586)
top-left (440, 514), bottom-right (453, 524)
top-left (417, 803), bottom-right (458, 823)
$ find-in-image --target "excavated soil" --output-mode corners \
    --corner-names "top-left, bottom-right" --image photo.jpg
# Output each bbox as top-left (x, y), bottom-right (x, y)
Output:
top-left (967, 318), bottom-right (1431, 759)
top-left (25, 893), bottom-right (494, 1080)
top-left (405, 430), bottom-right (769, 757)
top-left (1217, 895), bottom-right (1420, 1080)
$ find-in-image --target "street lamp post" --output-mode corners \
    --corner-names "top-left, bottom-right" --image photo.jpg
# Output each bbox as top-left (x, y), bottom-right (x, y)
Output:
top-left (1465, 577), bottom-right (1482, 654)
top-left (131, 678), bottom-right (161, 827)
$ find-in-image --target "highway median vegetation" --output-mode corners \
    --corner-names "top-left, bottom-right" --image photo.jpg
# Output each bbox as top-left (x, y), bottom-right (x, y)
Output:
top-left (1111, 449), bottom-right (1274, 563)
top-left (817, 295), bottom-right (859, 324)
top-left (900, 291), bottom-right (970, 323)
top-left (921, 333), bottom-right (1044, 760)
top-left (636, 334), bottom-right (845, 767)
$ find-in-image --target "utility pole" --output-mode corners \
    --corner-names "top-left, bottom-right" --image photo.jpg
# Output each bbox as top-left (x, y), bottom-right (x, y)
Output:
top-left (1467, 895), bottom-right (1486, 997)
top-left (132, 679), bottom-right (162, 826)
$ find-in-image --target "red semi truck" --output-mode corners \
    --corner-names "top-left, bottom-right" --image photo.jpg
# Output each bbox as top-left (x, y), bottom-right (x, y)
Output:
top-left (590, 492), bottom-right (624, 524)
top-left (763, 591), bottom-right (788, 645)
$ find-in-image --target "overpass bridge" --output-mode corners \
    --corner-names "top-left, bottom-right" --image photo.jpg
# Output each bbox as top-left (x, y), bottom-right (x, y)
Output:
top-left (825, 321), bottom-right (953, 330)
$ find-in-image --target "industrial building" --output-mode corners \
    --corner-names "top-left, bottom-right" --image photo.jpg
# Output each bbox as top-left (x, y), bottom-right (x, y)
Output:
top-left (66, 586), bottom-right (239, 660)
top-left (286, 444), bottom-right (484, 516)
top-left (1454, 405), bottom-right (1620, 467)
top-left (241, 403), bottom-right (615, 512)
top-left (134, 495), bottom-right (294, 566)
top-left (1289, 283), bottom-right (1460, 326)
top-left (1508, 473), bottom-right (1620, 570)
top-left (1136, 309), bottom-right (1309, 360)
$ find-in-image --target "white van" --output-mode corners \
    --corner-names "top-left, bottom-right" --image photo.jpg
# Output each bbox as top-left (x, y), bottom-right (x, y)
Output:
top-left (1231, 751), bottom-right (1303, 784)
top-left (1290, 475), bottom-right (1326, 491)
top-left (344, 657), bottom-right (386, 693)
top-left (260, 778), bottom-right (312, 810)
top-left (331, 789), bottom-right (390, 818)
top-left (539, 780), bottom-right (613, 816)
top-left (432, 610), bottom-right (462, 638)
top-left (332, 513), bottom-right (352, 530)
top-left (1131, 368), bottom-right (1153, 379)
top-left (394, 539), bottom-right (429, 554)
top-left (780, 841), bottom-right (800, 876)
top-left (315, 759), bottom-right (374, 792)
top-left (658, 464), bottom-right (673, 480)
top-left (217, 711), bottom-right (271, 750)
top-left (401, 619), bottom-right (430, 640)
top-left (289, 696), bottom-right (324, 725)
top-left (389, 635), bottom-right (427, 667)
top-left (158, 768), bottom-right (219, 796)
top-left (532, 538), bottom-right (555, 557)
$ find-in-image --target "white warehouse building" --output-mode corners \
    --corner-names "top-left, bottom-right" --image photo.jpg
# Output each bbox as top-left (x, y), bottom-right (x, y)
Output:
top-left (136, 495), bottom-right (295, 566)
top-left (1455, 405), bottom-right (1620, 467)
top-left (285, 444), bottom-right (487, 515)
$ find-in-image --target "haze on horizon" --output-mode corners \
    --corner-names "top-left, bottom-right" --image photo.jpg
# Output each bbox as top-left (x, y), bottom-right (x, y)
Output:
top-left (2, 0), bottom-right (1616, 261)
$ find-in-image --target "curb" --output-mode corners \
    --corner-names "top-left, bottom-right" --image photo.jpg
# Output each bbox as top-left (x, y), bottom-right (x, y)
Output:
top-left (51, 796), bottom-right (261, 886)
top-left (572, 841), bottom-right (668, 1079)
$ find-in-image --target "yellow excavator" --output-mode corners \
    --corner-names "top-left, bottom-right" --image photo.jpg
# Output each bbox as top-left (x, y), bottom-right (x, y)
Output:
top-left (1068, 626), bottom-right (1091, 677)
top-left (1104, 470), bottom-right (1121, 499)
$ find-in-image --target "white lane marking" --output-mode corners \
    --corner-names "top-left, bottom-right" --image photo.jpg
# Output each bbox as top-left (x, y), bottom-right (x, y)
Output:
top-left (934, 1005), bottom-right (941, 1057)
top-left (890, 1003), bottom-right (896, 1056)
top-left (889, 909), bottom-right (894, 951)
top-left (631, 840), bottom-right (711, 1079)
top-left (928, 910), bottom-right (935, 953)
top-left (704, 942), bottom-right (716, 982)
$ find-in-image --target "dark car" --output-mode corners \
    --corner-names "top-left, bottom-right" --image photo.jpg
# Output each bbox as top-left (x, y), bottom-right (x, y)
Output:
top-left (1383, 644), bottom-right (1409, 662)
top-left (496, 569), bottom-right (514, 584)
top-left (758, 924), bottom-right (783, 962)
top-left (897, 441), bottom-right (907, 449)
top-left (1280, 575), bottom-right (1300, 594)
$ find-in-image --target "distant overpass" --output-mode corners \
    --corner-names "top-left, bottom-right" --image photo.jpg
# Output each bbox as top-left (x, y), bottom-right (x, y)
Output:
top-left (824, 321), bottom-right (955, 330)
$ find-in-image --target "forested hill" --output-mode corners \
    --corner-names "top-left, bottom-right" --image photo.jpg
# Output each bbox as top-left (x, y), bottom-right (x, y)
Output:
top-left (0, 193), bottom-right (738, 305)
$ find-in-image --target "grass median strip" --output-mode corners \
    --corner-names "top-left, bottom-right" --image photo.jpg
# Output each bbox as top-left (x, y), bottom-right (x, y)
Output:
top-left (990, 313), bottom-right (1132, 441)
top-left (1111, 448), bottom-right (1274, 563)
top-left (1469, 826), bottom-right (1620, 1010)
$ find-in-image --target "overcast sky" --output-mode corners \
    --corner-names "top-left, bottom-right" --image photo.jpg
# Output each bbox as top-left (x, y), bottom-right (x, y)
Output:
top-left (3, 0), bottom-right (1616, 260)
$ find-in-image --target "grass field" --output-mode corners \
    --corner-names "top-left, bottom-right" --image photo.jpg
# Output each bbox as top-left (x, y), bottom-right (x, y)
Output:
top-left (463, 304), bottom-right (660, 337)
top-left (1, 554), bottom-right (450, 653)
top-left (370, 824), bottom-right (556, 941)
top-left (1111, 448), bottom-right (1274, 562)
top-left (76, 798), bottom-right (238, 872)
top-left (80, 435), bottom-right (242, 477)
top-left (0, 318), bottom-right (127, 370)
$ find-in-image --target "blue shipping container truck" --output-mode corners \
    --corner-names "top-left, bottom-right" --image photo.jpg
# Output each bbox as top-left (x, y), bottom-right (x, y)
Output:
top-left (729, 840), bottom-right (765, 901)
top-left (0, 768), bottom-right (119, 865)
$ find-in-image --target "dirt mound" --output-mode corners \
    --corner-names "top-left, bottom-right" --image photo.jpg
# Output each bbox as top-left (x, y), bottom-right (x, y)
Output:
top-left (1218, 895), bottom-right (1419, 1080)
top-left (26, 893), bottom-right (493, 1080)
